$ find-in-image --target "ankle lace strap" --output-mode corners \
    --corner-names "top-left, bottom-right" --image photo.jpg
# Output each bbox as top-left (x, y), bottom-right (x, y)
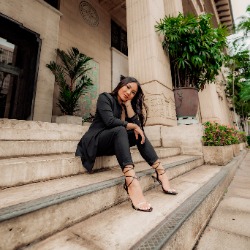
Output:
top-left (123, 165), bottom-right (134, 175)
top-left (152, 161), bottom-right (166, 175)
top-left (123, 166), bottom-right (138, 188)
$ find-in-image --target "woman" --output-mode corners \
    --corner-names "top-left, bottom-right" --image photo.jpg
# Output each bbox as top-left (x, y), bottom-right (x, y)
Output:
top-left (76, 76), bottom-right (177, 212)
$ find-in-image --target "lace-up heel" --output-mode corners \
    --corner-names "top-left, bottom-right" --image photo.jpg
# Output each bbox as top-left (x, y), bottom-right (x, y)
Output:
top-left (152, 162), bottom-right (178, 195)
top-left (123, 166), bottom-right (153, 212)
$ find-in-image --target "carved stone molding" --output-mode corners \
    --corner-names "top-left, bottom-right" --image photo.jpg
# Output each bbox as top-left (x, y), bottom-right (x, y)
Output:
top-left (145, 93), bottom-right (176, 120)
top-left (79, 1), bottom-right (99, 27)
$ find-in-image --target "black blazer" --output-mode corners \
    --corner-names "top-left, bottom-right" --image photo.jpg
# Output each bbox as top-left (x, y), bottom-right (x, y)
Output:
top-left (75, 92), bottom-right (140, 172)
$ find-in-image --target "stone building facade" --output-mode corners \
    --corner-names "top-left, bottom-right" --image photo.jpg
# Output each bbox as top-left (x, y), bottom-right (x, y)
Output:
top-left (0, 0), bottom-right (234, 127)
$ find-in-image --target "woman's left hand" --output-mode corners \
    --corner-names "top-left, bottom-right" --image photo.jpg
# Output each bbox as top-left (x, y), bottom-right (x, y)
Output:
top-left (134, 125), bottom-right (145, 144)
top-left (126, 123), bottom-right (145, 144)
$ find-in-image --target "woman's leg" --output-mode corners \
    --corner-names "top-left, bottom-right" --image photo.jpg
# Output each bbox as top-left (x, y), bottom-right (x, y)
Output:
top-left (151, 160), bottom-right (177, 193)
top-left (128, 131), bottom-right (177, 194)
top-left (127, 130), bottom-right (158, 165)
top-left (123, 165), bottom-right (152, 211)
top-left (96, 126), bottom-right (133, 167)
top-left (97, 127), bottom-right (152, 210)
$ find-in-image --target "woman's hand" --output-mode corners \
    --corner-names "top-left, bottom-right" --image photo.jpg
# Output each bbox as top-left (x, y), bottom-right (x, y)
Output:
top-left (126, 123), bottom-right (145, 144)
top-left (123, 100), bottom-right (132, 108)
top-left (134, 126), bottom-right (145, 144)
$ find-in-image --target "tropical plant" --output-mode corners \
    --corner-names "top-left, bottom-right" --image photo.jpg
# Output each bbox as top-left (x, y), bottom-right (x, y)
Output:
top-left (233, 5), bottom-right (250, 46)
top-left (225, 49), bottom-right (250, 120)
top-left (46, 47), bottom-right (93, 115)
top-left (247, 135), bottom-right (250, 145)
top-left (155, 13), bottom-right (228, 90)
top-left (225, 5), bottom-right (250, 131)
top-left (237, 131), bottom-right (247, 143)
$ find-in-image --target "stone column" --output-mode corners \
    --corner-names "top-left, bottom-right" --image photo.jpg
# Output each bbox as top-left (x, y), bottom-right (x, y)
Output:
top-left (199, 84), bottom-right (223, 123)
top-left (163, 0), bottom-right (183, 16)
top-left (126, 0), bottom-right (178, 126)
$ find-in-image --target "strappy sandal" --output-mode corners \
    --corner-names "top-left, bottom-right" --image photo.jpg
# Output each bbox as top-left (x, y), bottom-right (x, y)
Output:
top-left (152, 162), bottom-right (178, 195)
top-left (123, 166), bottom-right (153, 212)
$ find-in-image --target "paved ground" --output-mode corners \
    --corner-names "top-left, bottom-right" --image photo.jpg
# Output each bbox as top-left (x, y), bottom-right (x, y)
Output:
top-left (196, 150), bottom-right (250, 250)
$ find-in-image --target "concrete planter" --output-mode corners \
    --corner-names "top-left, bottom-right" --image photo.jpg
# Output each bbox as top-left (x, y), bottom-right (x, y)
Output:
top-left (239, 142), bottom-right (246, 151)
top-left (55, 115), bottom-right (82, 125)
top-left (232, 144), bottom-right (240, 157)
top-left (203, 145), bottom-right (233, 166)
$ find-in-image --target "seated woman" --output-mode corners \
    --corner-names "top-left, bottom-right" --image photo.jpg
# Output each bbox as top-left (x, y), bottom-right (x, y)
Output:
top-left (75, 76), bottom-right (177, 212)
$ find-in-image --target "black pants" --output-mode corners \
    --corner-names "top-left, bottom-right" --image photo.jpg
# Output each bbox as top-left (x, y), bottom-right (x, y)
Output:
top-left (96, 126), bottom-right (158, 170)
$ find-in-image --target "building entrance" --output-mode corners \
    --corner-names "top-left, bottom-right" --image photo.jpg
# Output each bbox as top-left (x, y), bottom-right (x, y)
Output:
top-left (0, 14), bottom-right (41, 120)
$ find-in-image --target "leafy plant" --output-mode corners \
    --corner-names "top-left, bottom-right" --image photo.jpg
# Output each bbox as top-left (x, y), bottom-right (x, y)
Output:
top-left (226, 6), bottom-right (250, 129)
top-left (46, 47), bottom-right (93, 115)
top-left (233, 5), bottom-right (250, 46)
top-left (202, 121), bottom-right (245, 146)
top-left (83, 113), bottom-right (95, 123)
top-left (247, 135), bottom-right (250, 145)
top-left (225, 49), bottom-right (250, 123)
top-left (237, 131), bottom-right (247, 143)
top-left (155, 13), bottom-right (228, 90)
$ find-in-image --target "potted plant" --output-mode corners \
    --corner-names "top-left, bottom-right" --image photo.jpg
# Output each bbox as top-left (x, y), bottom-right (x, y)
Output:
top-left (46, 47), bottom-right (93, 124)
top-left (155, 13), bottom-right (228, 118)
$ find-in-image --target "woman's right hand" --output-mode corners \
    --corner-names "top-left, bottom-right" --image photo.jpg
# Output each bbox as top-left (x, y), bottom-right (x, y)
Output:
top-left (126, 123), bottom-right (145, 144)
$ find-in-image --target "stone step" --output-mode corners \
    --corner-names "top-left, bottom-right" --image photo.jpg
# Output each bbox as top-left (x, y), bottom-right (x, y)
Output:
top-left (22, 152), bottom-right (247, 250)
top-left (0, 129), bottom-right (162, 159)
top-left (0, 140), bottom-right (78, 158)
top-left (0, 155), bottom-right (203, 250)
top-left (0, 147), bottom-right (181, 188)
top-left (0, 118), bottom-right (87, 141)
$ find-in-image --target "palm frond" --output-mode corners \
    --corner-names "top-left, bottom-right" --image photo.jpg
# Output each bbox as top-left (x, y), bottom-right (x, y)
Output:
top-left (46, 47), bottom-right (93, 115)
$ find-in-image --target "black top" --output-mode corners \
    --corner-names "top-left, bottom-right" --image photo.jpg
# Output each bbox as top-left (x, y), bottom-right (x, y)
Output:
top-left (75, 92), bottom-right (140, 172)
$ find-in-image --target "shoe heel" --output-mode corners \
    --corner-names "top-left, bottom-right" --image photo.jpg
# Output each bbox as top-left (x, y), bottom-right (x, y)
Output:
top-left (151, 175), bottom-right (157, 182)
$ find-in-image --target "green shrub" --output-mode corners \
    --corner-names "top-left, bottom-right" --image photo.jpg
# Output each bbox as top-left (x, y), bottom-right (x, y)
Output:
top-left (202, 121), bottom-right (245, 146)
top-left (237, 131), bottom-right (247, 143)
top-left (247, 135), bottom-right (250, 145)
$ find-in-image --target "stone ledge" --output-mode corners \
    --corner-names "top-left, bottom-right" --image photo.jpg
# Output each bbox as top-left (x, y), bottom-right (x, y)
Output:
top-left (161, 124), bottom-right (203, 156)
top-left (0, 119), bottom-right (85, 132)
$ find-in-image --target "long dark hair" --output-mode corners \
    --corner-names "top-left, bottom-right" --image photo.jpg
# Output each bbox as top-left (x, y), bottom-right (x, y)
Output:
top-left (111, 76), bottom-right (148, 127)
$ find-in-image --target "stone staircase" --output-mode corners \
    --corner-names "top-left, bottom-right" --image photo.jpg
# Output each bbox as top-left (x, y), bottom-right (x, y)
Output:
top-left (0, 119), bottom-right (246, 250)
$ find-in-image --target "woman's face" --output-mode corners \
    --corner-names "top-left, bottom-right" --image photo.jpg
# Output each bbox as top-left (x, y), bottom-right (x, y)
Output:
top-left (117, 82), bottom-right (138, 103)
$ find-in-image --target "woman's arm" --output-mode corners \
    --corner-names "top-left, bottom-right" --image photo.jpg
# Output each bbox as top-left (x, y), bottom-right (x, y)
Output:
top-left (124, 100), bottom-right (145, 144)
top-left (124, 100), bottom-right (141, 127)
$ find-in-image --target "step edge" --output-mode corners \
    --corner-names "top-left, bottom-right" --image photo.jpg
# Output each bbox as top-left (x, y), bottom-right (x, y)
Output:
top-left (0, 156), bottom-right (202, 222)
top-left (131, 150), bottom-right (247, 250)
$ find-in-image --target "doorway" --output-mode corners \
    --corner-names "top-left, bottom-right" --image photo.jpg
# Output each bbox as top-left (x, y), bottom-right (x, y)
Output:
top-left (0, 14), bottom-right (41, 120)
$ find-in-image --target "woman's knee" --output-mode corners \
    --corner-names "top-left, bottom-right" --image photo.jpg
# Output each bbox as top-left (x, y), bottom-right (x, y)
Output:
top-left (113, 126), bottom-right (127, 136)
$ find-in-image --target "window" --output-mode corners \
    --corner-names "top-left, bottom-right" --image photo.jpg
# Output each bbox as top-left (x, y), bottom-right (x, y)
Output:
top-left (44, 0), bottom-right (60, 10)
top-left (111, 20), bottom-right (128, 56)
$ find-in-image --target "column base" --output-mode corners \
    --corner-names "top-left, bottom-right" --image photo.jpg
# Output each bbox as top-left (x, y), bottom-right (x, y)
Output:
top-left (177, 116), bottom-right (199, 125)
